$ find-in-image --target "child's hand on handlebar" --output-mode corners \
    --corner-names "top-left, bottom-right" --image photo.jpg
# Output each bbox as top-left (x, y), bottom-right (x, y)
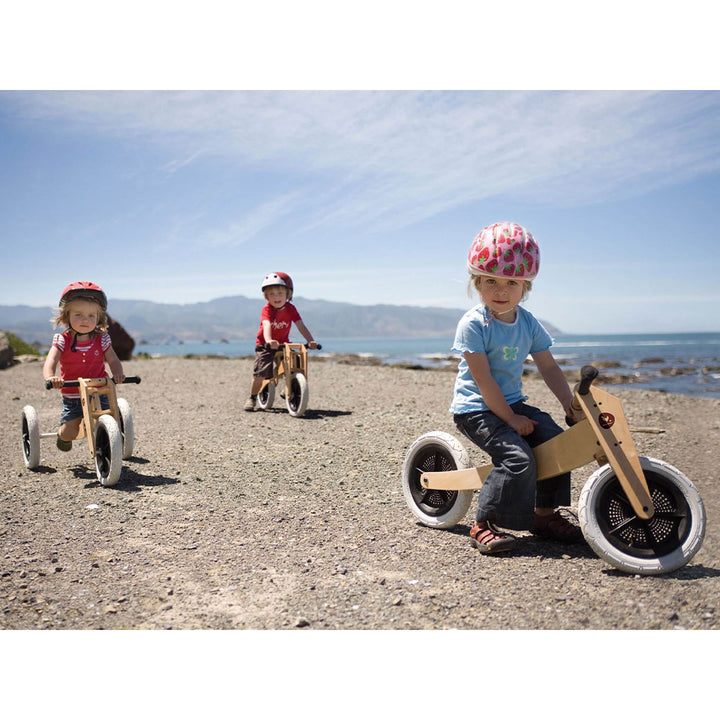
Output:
top-left (113, 373), bottom-right (125, 385)
top-left (307, 341), bottom-right (318, 350)
top-left (45, 376), bottom-right (64, 389)
top-left (268, 340), bottom-right (279, 350)
top-left (508, 413), bottom-right (538, 436)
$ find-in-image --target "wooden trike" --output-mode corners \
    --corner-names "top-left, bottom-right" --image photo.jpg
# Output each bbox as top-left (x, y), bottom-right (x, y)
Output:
top-left (21, 376), bottom-right (141, 487)
top-left (401, 365), bottom-right (706, 575)
top-left (256, 342), bottom-right (322, 417)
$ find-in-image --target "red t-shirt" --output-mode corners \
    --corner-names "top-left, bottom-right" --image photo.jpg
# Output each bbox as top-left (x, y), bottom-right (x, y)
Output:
top-left (52, 330), bottom-right (112, 398)
top-left (255, 302), bottom-right (302, 346)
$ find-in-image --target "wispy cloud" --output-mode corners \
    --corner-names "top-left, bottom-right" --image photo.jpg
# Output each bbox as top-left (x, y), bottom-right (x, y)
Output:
top-left (195, 191), bottom-right (303, 248)
top-left (5, 90), bottom-right (720, 232)
top-left (162, 149), bottom-right (206, 175)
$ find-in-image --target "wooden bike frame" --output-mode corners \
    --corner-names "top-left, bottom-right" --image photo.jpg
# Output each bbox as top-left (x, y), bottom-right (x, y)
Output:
top-left (259, 343), bottom-right (308, 395)
top-left (74, 377), bottom-right (121, 458)
top-left (420, 380), bottom-right (656, 521)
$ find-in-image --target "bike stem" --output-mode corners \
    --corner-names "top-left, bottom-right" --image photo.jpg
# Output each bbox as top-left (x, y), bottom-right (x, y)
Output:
top-left (574, 383), bottom-right (655, 520)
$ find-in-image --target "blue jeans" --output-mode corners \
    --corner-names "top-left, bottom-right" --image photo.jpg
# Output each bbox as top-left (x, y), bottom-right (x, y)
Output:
top-left (60, 395), bottom-right (109, 424)
top-left (454, 402), bottom-right (571, 530)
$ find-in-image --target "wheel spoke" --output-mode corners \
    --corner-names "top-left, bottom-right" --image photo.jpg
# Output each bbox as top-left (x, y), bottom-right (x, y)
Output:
top-left (644, 518), bottom-right (679, 555)
top-left (607, 515), bottom-right (638, 536)
top-left (656, 510), bottom-right (688, 521)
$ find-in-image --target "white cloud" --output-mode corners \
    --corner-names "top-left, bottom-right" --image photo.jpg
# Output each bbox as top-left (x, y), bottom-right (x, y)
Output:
top-left (5, 90), bottom-right (720, 233)
top-left (195, 191), bottom-right (304, 248)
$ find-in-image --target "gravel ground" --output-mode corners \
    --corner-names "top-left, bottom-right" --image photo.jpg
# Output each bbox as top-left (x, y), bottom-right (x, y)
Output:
top-left (1, 355), bottom-right (719, 631)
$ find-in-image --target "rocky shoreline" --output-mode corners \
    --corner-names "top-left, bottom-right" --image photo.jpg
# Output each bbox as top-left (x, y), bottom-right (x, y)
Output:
top-left (1, 355), bottom-right (718, 630)
top-left (310, 353), bottom-right (720, 397)
top-left (129, 349), bottom-right (720, 387)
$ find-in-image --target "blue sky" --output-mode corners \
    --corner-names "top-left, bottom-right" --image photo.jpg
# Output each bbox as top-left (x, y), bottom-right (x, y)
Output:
top-left (1, 8), bottom-right (719, 335)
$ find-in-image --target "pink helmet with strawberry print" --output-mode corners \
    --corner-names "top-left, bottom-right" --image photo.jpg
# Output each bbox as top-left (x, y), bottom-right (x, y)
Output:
top-left (467, 222), bottom-right (540, 280)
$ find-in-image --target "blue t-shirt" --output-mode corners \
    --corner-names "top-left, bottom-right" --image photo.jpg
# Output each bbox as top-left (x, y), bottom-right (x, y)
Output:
top-left (449, 305), bottom-right (553, 414)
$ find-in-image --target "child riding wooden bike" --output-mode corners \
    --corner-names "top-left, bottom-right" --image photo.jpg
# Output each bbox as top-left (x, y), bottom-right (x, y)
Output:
top-left (21, 281), bottom-right (140, 486)
top-left (244, 272), bottom-right (320, 417)
top-left (401, 223), bottom-right (705, 575)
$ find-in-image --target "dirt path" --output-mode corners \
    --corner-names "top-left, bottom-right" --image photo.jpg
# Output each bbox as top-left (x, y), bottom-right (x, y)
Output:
top-left (1, 356), bottom-right (718, 630)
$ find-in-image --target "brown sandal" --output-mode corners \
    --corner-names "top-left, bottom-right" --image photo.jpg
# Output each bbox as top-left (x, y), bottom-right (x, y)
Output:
top-left (470, 521), bottom-right (517, 554)
top-left (531, 510), bottom-right (584, 543)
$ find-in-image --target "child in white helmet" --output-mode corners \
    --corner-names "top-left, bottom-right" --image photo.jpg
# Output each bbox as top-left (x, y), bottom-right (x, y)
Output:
top-left (244, 272), bottom-right (318, 411)
top-left (450, 222), bottom-right (583, 553)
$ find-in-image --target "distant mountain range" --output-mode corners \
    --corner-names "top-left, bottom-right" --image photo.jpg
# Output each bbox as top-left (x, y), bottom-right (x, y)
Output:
top-left (0, 296), bottom-right (561, 346)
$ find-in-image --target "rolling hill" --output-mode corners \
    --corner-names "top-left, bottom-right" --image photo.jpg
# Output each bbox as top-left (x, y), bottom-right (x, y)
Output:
top-left (0, 296), bottom-right (561, 346)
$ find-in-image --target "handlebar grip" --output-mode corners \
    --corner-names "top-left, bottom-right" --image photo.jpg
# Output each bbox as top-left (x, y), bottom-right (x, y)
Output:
top-left (259, 343), bottom-right (321, 351)
top-left (577, 365), bottom-right (599, 395)
top-left (45, 376), bottom-right (141, 390)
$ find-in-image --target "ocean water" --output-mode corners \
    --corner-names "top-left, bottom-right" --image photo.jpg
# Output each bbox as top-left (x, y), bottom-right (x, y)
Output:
top-left (135, 332), bottom-right (720, 398)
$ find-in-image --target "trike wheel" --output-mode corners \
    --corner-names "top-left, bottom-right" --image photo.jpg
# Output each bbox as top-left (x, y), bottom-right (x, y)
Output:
top-left (257, 381), bottom-right (275, 410)
top-left (579, 456), bottom-right (705, 575)
top-left (286, 373), bottom-right (308, 417)
top-left (94, 415), bottom-right (123, 487)
top-left (21, 405), bottom-right (41, 469)
top-left (117, 398), bottom-right (134, 459)
top-left (401, 431), bottom-right (473, 528)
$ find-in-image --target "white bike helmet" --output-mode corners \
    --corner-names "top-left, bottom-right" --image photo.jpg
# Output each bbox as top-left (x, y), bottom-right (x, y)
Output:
top-left (261, 272), bottom-right (294, 299)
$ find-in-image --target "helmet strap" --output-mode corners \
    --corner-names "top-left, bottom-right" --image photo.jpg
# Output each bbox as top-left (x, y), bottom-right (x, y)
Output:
top-left (69, 327), bottom-right (95, 352)
top-left (482, 305), bottom-right (516, 326)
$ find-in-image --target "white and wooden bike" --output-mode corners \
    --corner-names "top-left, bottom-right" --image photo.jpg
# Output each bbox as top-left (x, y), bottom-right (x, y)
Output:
top-left (401, 365), bottom-right (705, 575)
top-left (21, 376), bottom-right (141, 487)
top-left (256, 342), bottom-right (321, 418)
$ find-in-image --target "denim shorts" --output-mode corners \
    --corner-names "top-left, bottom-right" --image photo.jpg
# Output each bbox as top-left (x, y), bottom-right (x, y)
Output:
top-left (454, 402), bottom-right (571, 530)
top-left (60, 395), bottom-right (109, 424)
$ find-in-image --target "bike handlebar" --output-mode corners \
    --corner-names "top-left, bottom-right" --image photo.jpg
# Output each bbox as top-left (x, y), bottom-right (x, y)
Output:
top-left (259, 343), bottom-right (322, 351)
top-left (46, 376), bottom-right (142, 390)
top-left (566, 365), bottom-right (599, 426)
top-left (577, 365), bottom-right (599, 395)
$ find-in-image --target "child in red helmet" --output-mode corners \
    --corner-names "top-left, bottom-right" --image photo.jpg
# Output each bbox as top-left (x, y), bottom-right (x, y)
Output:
top-left (43, 282), bottom-right (125, 451)
top-left (450, 223), bottom-right (583, 553)
top-left (244, 272), bottom-right (317, 411)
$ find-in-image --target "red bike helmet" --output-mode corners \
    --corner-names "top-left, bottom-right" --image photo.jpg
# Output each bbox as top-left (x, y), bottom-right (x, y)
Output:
top-left (467, 222), bottom-right (540, 280)
top-left (59, 281), bottom-right (108, 310)
top-left (261, 272), bottom-right (294, 299)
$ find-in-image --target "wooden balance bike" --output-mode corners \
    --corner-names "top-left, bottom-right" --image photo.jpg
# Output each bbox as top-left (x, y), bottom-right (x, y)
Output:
top-left (256, 343), bottom-right (322, 417)
top-left (21, 376), bottom-right (141, 487)
top-left (401, 365), bottom-right (706, 575)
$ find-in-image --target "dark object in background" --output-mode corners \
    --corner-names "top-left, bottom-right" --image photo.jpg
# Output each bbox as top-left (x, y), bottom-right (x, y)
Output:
top-left (107, 316), bottom-right (135, 361)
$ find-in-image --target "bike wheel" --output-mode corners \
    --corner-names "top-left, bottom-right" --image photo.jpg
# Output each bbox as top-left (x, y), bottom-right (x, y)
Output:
top-left (579, 456), bottom-right (706, 575)
top-left (257, 381), bottom-right (275, 410)
top-left (401, 431), bottom-right (473, 528)
top-left (117, 398), bottom-right (135, 459)
top-left (286, 373), bottom-right (308, 417)
top-left (21, 405), bottom-right (40, 469)
top-left (94, 415), bottom-right (123, 487)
